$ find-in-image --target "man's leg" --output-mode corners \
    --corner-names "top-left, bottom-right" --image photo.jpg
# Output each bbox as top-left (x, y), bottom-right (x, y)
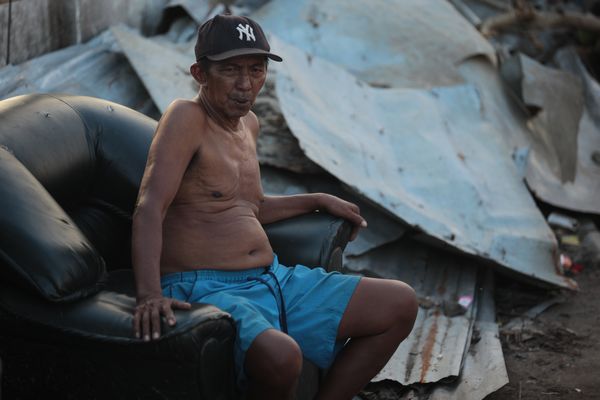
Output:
top-left (315, 277), bottom-right (418, 400)
top-left (244, 329), bottom-right (303, 400)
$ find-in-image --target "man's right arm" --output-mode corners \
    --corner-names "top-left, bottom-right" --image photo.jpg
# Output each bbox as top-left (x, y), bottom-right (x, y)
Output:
top-left (131, 100), bottom-right (202, 341)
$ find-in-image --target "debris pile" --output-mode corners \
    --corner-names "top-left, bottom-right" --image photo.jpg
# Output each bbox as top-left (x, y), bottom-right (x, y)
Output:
top-left (2, 0), bottom-right (600, 399)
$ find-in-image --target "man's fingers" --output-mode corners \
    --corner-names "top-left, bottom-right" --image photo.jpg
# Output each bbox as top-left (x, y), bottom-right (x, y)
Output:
top-left (347, 211), bottom-right (366, 241)
top-left (172, 299), bottom-right (192, 310)
top-left (161, 302), bottom-right (177, 326)
top-left (151, 306), bottom-right (161, 340)
top-left (141, 308), bottom-right (151, 342)
top-left (134, 298), bottom-right (192, 339)
top-left (166, 300), bottom-right (192, 325)
top-left (348, 212), bottom-right (367, 228)
top-left (133, 311), bottom-right (141, 338)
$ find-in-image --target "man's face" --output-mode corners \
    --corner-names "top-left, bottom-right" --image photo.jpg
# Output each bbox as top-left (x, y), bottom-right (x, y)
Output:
top-left (199, 55), bottom-right (267, 120)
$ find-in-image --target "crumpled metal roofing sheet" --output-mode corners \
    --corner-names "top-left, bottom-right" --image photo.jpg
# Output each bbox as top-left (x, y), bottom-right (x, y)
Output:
top-left (515, 54), bottom-right (583, 184)
top-left (253, 73), bottom-right (326, 174)
top-left (345, 239), bottom-right (479, 385)
top-left (459, 53), bottom-right (600, 215)
top-left (428, 270), bottom-right (508, 399)
top-left (253, 0), bottom-right (495, 89)
top-left (163, 0), bottom-right (212, 25)
top-left (163, 0), bottom-right (268, 26)
top-left (501, 53), bottom-right (584, 185)
top-left (272, 37), bottom-right (574, 288)
top-left (0, 30), bottom-right (158, 117)
top-left (111, 25), bottom-right (197, 113)
top-left (524, 48), bottom-right (600, 214)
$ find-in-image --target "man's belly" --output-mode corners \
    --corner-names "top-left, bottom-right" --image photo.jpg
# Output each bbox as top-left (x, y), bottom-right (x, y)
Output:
top-left (159, 207), bottom-right (274, 274)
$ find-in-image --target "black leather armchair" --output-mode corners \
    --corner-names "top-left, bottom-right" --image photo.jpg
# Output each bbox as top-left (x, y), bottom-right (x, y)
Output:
top-left (0, 94), bottom-right (352, 399)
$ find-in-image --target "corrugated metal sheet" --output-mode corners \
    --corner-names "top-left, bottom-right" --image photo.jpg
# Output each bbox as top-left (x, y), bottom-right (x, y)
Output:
top-left (459, 53), bottom-right (600, 215)
top-left (111, 25), bottom-right (197, 113)
top-left (163, 0), bottom-right (212, 25)
top-left (525, 48), bottom-right (600, 214)
top-left (161, 0), bottom-right (269, 27)
top-left (253, 72), bottom-right (325, 174)
top-left (345, 239), bottom-right (479, 384)
top-left (0, 30), bottom-right (158, 118)
top-left (454, 57), bottom-right (538, 180)
top-left (272, 36), bottom-right (574, 289)
top-left (253, 0), bottom-right (496, 89)
top-left (502, 53), bottom-right (584, 186)
top-left (429, 270), bottom-right (508, 399)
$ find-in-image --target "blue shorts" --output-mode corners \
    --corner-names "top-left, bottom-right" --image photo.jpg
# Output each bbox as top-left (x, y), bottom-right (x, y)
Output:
top-left (161, 254), bottom-right (360, 383)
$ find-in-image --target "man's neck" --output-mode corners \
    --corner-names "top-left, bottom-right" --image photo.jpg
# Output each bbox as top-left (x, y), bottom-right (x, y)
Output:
top-left (197, 90), bottom-right (241, 132)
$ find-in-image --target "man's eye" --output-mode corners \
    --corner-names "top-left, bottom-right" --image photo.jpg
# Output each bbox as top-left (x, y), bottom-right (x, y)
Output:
top-left (219, 66), bottom-right (236, 74)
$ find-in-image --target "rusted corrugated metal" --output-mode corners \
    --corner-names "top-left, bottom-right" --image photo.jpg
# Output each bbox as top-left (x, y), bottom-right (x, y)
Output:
top-left (345, 239), bottom-right (479, 384)
top-left (429, 270), bottom-right (508, 399)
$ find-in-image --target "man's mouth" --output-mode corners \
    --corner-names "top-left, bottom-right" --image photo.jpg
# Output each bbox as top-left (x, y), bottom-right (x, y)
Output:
top-left (231, 98), bottom-right (250, 106)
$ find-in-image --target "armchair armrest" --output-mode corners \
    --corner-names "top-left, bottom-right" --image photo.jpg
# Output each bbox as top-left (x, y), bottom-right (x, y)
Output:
top-left (263, 212), bottom-right (352, 271)
top-left (0, 270), bottom-right (237, 400)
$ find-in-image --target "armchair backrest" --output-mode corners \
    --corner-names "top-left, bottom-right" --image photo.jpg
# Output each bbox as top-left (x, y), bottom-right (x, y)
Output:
top-left (0, 94), bottom-right (157, 301)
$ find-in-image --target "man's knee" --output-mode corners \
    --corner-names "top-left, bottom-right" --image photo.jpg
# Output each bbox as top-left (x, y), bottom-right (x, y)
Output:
top-left (388, 280), bottom-right (418, 331)
top-left (245, 330), bottom-right (303, 388)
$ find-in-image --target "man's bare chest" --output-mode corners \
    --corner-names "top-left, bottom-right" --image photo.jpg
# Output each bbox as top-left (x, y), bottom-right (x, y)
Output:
top-left (179, 133), bottom-right (262, 202)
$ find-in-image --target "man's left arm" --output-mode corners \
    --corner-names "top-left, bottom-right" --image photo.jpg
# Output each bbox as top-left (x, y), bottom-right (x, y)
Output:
top-left (258, 193), bottom-right (367, 241)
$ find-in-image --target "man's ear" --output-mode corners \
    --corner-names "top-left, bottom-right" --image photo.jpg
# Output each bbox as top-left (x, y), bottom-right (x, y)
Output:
top-left (190, 63), bottom-right (207, 85)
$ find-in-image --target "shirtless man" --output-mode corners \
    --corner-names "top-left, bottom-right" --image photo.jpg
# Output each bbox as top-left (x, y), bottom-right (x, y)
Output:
top-left (132, 14), bottom-right (418, 400)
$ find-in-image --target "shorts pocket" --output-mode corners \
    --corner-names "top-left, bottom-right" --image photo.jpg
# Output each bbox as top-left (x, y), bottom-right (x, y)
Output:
top-left (164, 282), bottom-right (195, 302)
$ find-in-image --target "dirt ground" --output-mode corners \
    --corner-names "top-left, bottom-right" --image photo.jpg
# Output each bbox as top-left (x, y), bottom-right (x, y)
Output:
top-left (488, 259), bottom-right (600, 399)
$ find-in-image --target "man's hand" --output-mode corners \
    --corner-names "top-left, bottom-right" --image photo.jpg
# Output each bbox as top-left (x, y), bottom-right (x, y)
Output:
top-left (133, 296), bottom-right (192, 341)
top-left (318, 194), bottom-right (368, 241)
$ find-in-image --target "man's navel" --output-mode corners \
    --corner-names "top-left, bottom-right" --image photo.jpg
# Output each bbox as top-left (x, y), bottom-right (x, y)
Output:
top-left (211, 191), bottom-right (223, 198)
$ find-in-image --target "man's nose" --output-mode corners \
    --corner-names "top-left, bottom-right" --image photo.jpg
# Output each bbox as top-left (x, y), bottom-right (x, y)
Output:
top-left (235, 70), bottom-right (252, 90)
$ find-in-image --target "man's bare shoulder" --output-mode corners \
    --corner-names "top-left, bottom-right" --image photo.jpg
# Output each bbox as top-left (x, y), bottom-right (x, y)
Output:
top-left (154, 99), bottom-right (206, 141)
top-left (163, 98), bottom-right (206, 124)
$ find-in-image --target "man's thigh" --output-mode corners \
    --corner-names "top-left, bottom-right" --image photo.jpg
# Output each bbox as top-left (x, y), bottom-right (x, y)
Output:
top-left (336, 277), bottom-right (417, 339)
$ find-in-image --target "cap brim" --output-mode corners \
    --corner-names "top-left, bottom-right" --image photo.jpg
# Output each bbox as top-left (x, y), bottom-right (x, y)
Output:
top-left (206, 48), bottom-right (283, 62)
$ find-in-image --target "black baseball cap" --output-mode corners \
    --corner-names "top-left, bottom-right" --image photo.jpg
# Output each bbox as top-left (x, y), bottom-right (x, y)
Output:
top-left (194, 14), bottom-right (282, 62)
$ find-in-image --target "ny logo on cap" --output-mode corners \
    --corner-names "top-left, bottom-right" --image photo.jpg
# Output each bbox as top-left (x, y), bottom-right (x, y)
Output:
top-left (236, 23), bottom-right (256, 42)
